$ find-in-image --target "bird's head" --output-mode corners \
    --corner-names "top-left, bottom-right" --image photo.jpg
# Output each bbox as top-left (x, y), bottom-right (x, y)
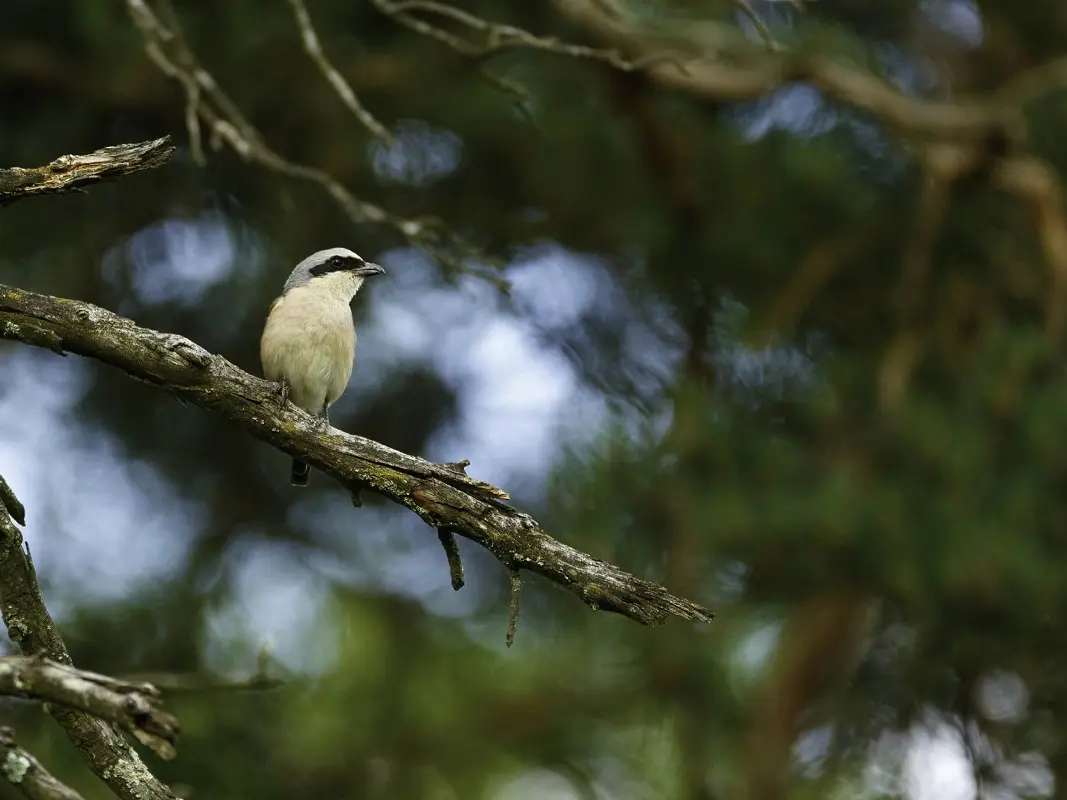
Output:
top-left (282, 247), bottom-right (385, 296)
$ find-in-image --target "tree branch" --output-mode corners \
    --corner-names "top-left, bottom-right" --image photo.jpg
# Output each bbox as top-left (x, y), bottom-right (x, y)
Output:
top-left (370, 0), bottom-right (1029, 141)
top-left (0, 727), bottom-right (86, 800)
top-left (0, 499), bottom-right (177, 799)
top-left (0, 656), bottom-right (178, 760)
top-left (112, 671), bottom-right (284, 694)
top-left (286, 0), bottom-right (393, 145)
top-left (0, 137), bottom-right (175, 208)
top-left (0, 474), bottom-right (26, 527)
top-left (0, 287), bottom-right (715, 629)
top-left (551, 0), bottom-right (1030, 141)
top-left (0, 135), bottom-right (178, 799)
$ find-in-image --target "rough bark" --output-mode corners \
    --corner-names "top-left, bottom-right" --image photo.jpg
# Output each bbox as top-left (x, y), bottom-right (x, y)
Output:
top-left (1, 727), bottom-right (86, 800)
top-left (0, 137), bottom-right (175, 207)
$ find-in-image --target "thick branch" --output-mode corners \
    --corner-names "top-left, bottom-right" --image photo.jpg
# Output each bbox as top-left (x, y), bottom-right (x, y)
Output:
top-left (0, 656), bottom-right (178, 760)
top-left (0, 500), bottom-right (177, 799)
top-left (0, 286), bottom-right (714, 628)
top-left (1, 727), bottom-right (86, 800)
top-left (0, 138), bottom-right (175, 207)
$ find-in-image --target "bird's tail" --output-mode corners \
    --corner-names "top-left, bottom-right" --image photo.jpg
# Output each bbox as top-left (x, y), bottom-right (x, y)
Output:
top-left (291, 458), bottom-right (310, 487)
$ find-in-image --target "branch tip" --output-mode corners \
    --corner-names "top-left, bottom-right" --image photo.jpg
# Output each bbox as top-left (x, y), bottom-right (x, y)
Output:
top-left (437, 529), bottom-right (465, 590)
top-left (0, 136), bottom-right (175, 208)
top-left (0, 476), bottom-right (26, 527)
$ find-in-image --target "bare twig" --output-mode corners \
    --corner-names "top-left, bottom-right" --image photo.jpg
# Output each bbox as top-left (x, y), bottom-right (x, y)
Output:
top-left (123, 0), bottom-right (499, 283)
top-left (369, 0), bottom-right (687, 115)
top-left (0, 288), bottom-right (715, 629)
top-left (437, 529), bottom-right (466, 590)
top-left (0, 727), bottom-right (86, 800)
top-left (506, 570), bottom-right (523, 647)
top-left (111, 672), bottom-right (285, 694)
top-left (0, 138), bottom-right (174, 208)
top-left (372, 0), bottom-right (642, 69)
top-left (286, 0), bottom-right (393, 145)
top-left (0, 656), bottom-right (179, 760)
top-left (0, 497), bottom-right (177, 799)
top-left (437, 459), bottom-right (470, 591)
top-left (733, 0), bottom-right (783, 51)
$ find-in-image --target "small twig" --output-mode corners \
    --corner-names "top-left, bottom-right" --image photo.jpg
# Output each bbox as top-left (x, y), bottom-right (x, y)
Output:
top-left (373, 0), bottom-right (640, 69)
top-left (371, 0), bottom-right (697, 121)
top-left (436, 460), bottom-right (470, 590)
top-left (0, 475), bottom-right (26, 527)
top-left (437, 530), bottom-right (466, 590)
top-left (183, 78), bottom-right (205, 166)
top-left (506, 569), bottom-right (523, 647)
top-left (0, 137), bottom-right (174, 207)
top-left (733, 0), bottom-right (783, 51)
top-left (286, 0), bottom-right (393, 145)
top-left (0, 727), bottom-right (86, 800)
top-left (113, 672), bottom-right (285, 694)
top-left (116, 644), bottom-right (284, 695)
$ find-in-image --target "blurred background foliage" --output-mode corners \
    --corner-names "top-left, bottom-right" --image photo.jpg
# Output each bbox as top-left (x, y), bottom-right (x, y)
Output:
top-left (2, 0), bottom-right (1066, 798)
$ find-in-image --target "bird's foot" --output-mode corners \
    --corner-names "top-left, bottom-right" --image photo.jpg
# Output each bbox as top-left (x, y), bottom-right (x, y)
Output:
top-left (272, 380), bottom-right (290, 406)
top-left (316, 406), bottom-right (331, 432)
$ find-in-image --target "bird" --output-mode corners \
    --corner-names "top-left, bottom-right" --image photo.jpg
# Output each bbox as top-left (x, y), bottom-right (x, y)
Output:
top-left (260, 247), bottom-right (384, 486)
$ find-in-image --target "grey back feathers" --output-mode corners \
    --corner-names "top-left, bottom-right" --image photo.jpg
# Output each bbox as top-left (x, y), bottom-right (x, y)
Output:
top-left (282, 247), bottom-right (379, 294)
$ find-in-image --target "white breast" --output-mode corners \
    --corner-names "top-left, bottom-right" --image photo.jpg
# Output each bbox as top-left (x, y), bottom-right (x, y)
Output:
top-left (260, 283), bottom-right (357, 414)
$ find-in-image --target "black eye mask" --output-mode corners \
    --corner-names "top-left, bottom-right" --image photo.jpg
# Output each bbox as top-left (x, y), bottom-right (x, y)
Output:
top-left (309, 254), bottom-right (365, 277)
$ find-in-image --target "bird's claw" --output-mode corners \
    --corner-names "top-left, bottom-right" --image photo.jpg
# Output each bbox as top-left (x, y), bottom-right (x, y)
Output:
top-left (316, 407), bottom-right (331, 432)
top-left (272, 380), bottom-right (290, 406)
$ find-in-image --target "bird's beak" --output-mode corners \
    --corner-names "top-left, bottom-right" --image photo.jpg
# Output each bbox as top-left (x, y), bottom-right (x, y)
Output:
top-left (354, 262), bottom-right (385, 277)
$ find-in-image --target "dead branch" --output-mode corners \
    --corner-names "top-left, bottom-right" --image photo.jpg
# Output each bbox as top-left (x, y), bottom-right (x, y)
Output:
top-left (0, 138), bottom-right (179, 799)
top-left (0, 288), bottom-right (715, 630)
top-left (0, 497), bottom-right (177, 800)
top-left (0, 138), bottom-right (174, 208)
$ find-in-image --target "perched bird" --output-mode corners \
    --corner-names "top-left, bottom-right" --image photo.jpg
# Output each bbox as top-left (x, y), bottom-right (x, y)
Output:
top-left (260, 247), bottom-right (384, 486)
